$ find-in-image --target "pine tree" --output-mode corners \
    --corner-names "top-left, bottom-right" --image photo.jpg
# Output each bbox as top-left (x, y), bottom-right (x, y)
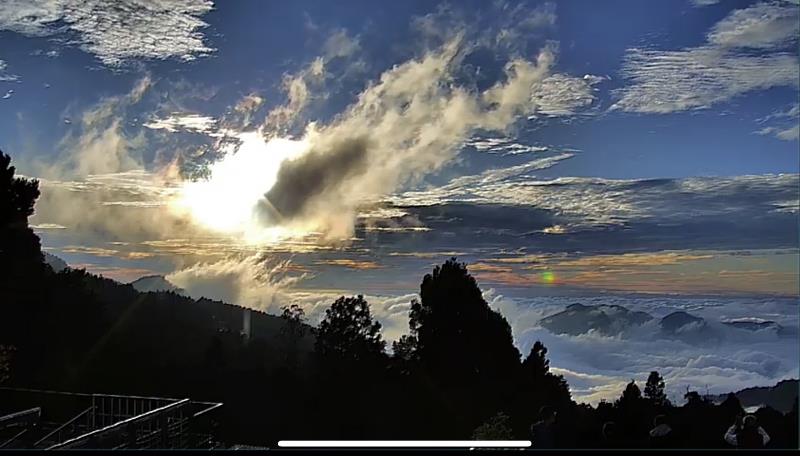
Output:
top-left (644, 371), bottom-right (668, 406)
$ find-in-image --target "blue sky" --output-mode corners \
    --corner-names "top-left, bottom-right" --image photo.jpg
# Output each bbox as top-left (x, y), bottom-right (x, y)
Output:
top-left (1, 0), bottom-right (798, 404)
top-left (0, 0), bottom-right (796, 295)
top-left (2, 0), bottom-right (798, 180)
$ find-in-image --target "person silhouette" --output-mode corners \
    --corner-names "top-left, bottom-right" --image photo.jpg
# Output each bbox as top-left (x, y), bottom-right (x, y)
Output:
top-left (601, 421), bottom-right (623, 448)
top-left (648, 414), bottom-right (678, 448)
top-left (724, 414), bottom-right (770, 448)
top-left (530, 406), bottom-right (557, 449)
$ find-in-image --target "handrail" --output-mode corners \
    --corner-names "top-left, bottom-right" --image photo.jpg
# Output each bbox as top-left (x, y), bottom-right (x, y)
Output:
top-left (47, 399), bottom-right (190, 450)
top-left (192, 402), bottom-right (223, 419)
top-left (0, 387), bottom-right (182, 402)
top-left (0, 407), bottom-right (41, 427)
top-left (33, 406), bottom-right (94, 448)
top-left (0, 428), bottom-right (28, 448)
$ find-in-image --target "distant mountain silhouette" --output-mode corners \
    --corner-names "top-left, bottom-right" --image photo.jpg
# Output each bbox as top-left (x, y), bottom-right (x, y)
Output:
top-left (659, 311), bottom-right (706, 333)
top-left (130, 274), bottom-right (185, 294)
top-left (43, 252), bottom-right (67, 272)
top-left (709, 379), bottom-right (799, 413)
top-left (539, 303), bottom-right (652, 336)
top-left (723, 319), bottom-right (782, 332)
top-left (538, 305), bottom-right (792, 345)
top-left (722, 318), bottom-right (796, 337)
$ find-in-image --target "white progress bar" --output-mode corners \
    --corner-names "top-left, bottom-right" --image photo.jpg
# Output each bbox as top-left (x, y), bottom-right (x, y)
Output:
top-left (278, 440), bottom-right (531, 448)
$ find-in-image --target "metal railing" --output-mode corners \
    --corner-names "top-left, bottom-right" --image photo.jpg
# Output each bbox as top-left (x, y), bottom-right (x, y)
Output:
top-left (0, 387), bottom-right (223, 450)
top-left (32, 406), bottom-right (94, 448)
top-left (48, 399), bottom-right (191, 449)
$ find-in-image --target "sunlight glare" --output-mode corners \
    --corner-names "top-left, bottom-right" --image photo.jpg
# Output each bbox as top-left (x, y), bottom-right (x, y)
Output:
top-left (172, 131), bottom-right (309, 238)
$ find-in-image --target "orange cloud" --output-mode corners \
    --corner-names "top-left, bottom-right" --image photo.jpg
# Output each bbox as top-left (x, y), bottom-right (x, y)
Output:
top-left (315, 259), bottom-right (383, 270)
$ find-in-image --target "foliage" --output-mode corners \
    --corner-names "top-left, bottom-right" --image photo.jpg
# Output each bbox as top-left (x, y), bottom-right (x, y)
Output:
top-left (0, 345), bottom-right (14, 384)
top-left (472, 412), bottom-right (514, 440)
top-left (644, 371), bottom-right (668, 406)
top-left (314, 295), bottom-right (385, 364)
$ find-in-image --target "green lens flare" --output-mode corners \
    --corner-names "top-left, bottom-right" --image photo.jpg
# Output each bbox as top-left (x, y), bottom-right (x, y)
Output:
top-left (541, 270), bottom-right (555, 284)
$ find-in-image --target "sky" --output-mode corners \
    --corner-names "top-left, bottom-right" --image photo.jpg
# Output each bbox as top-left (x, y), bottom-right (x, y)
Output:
top-left (1, 0), bottom-right (798, 403)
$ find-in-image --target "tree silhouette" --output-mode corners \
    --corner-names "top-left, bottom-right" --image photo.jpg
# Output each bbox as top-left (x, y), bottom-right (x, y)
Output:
top-left (0, 150), bottom-right (43, 278)
top-left (523, 341), bottom-right (550, 378)
top-left (512, 341), bottom-right (572, 439)
top-left (614, 380), bottom-right (647, 444)
top-left (644, 371), bottom-right (668, 406)
top-left (310, 295), bottom-right (387, 438)
top-left (407, 258), bottom-right (521, 385)
top-left (280, 304), bottom-right (308, 372)
top-left (520, 341), bottom-right (571, 409)
top-left (618, 380), bottom-right (642, 405)
top-left (0, 151), bottom-right (39, 226)
top-left (684, 390), bottom-right (709, 408)
top-left (315, 295), bottom-right (385, 365)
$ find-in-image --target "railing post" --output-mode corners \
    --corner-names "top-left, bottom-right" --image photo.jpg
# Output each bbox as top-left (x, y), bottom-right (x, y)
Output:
top-left (160, 413), bottom-right (168, 448)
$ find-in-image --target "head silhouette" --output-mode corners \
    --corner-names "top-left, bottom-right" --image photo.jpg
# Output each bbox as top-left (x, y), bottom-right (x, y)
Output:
top-left (539, 405), bottom-right (556, 424)
top-left (602, 421), bottom-right (618, 440)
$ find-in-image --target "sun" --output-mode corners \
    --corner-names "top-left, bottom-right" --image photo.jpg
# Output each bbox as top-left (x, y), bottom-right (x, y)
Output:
top-left (170, 131), bottom-right (309, 240)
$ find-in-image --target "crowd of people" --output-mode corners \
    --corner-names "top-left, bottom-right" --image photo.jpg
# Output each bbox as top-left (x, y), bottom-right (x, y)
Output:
top-left (530, 405), bottom-right (776, 449)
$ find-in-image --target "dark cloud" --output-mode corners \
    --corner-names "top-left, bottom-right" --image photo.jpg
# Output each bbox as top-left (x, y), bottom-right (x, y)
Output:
top-left (259, 136), bottom-right (371, 222)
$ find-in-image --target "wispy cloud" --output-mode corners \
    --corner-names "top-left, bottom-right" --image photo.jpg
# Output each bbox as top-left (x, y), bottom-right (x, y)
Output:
top-left (756, 124), bottom-right (800, 141)
top-left (0, 0), bottom-right (215, 66)
top-left (755, 102), bottom-right (800, 141)
top-left (314, 259), bottom-right (383, 270)
top-left (144, 113), bottom-right (217, 134)
top-left (255, 32), bottom-right (595, 239)
top-left (0, 59), bottom-right (18, 81)
top-left (707, 1), bottom-right (800, 49)
top-left (32, 76), bottom-right (154, 178)
top-left (465, 136), bottom-right (549, 156)
top-left (613, 1), bottom-right (799, 113)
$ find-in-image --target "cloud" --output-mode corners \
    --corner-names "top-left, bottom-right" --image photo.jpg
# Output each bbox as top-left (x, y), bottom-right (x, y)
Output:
top-left (263, 58), bottom-right (326, 133)
top-left (691, 0), bottom-right (720, 6)
top-left (486, 291), bottom-right (799, 404)
top-left (612, 48), bottom-right (797, 114)
top-left (0, 0), bottom-right (215, 66)
top-left (613, 2), bottom-right (799, 113)
top-left (467, 248), bottom-right (798, 296)
top-left (253, 29), bottom-right (595, 240)
top-left (166, 254), bottom-right (412, 342)
top-left (465, 136), bottom-right (549, 155)
top-left (233, 93), bottom-right (264, 127)
top-left (167, 254), bottom-right (309, 313)
top-left (144, 113), bottom-right (217, 133)
top-left (314, 259), bottom-right (383, 270)
top-left (322, 28), bottom-right (361, 60)
top-left (0, 59), bottom-right (18, 82)
top-left (755, 102), bottom-right (800, 141)
top-left (756, 124), bottom-right (800, 141)
top-left (395, 172), bottom-right (800, 235)
top-left (554, 252), bottom-right (713, 268)
top-left (707, 1), bottom-right (800, 49)
top-left (68, 263), bottom-right (158, 282)
top-left (59, 245), bottom-right (156, 260)
top-left (31, 76), bottom-right (153, 179)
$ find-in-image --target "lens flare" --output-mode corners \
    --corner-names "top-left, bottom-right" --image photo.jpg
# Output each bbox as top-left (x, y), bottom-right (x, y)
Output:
top-left (171, 131), bottom-right (309, 239)
top-left (540, 270), bottom-right (556, 284)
